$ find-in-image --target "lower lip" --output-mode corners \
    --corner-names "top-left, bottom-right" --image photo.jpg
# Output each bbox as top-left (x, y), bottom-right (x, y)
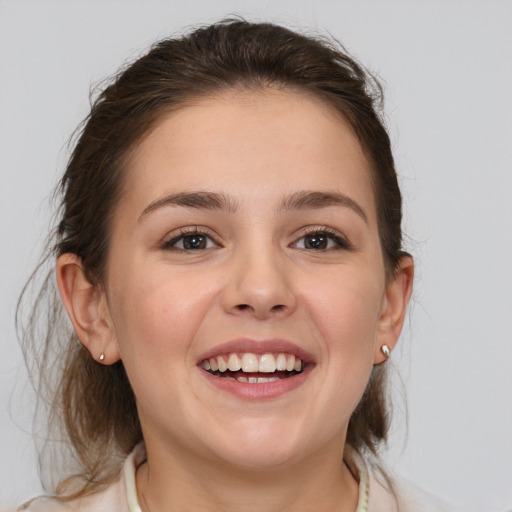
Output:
top-left (200, 365), bottom-right (314, 400)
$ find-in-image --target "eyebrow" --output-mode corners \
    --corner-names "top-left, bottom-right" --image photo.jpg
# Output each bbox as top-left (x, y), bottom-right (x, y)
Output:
top-left (138, 191), bottom-right (239, 222)
top-left (138, 189), bottom-right (367, 224)
top-left (279, 191), bottom-right (368, 224)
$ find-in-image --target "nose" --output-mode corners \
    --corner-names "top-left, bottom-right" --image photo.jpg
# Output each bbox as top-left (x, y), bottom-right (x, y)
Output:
top-left (221, 245), bottom-right (297, 320)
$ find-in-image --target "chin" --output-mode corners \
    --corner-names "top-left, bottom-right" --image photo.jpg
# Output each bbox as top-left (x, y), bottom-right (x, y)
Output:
top-left (214, 444), bottom-right (300, 472)
top-left (203, 418), bottom-right (308, 471)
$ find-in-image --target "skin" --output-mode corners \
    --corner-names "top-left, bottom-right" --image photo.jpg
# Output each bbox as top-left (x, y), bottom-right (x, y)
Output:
top-left (57, 89), bottom-right (413, 512)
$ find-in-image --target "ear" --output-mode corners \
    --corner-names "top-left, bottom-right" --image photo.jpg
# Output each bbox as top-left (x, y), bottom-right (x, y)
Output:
top-left (56, 253), bottom-right (120, 364)
top-left (374, 256), bottom-right (414, 364)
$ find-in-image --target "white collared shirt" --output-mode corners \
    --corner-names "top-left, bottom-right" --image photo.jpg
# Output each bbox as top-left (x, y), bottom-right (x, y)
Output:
top-left (17, 443), bottom-right (473, 512)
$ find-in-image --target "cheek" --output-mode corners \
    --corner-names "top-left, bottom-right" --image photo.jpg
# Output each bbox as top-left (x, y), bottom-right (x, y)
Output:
top-left (109, 266), bottom-right (217, 365)
top-left (288, 269), bottom-right (385, 440)
top-left (106, 266), bottom-right (224, 422)
top-left (301, 267), bottom-right (383, 411)
top-left (301, 268), bottom-right (384, 351)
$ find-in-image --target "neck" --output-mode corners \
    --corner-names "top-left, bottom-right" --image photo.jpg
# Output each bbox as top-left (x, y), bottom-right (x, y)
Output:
top-left (136, 438), bottom-right (359, 512)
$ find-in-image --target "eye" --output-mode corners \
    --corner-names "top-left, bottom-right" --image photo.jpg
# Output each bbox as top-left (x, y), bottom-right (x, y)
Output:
top-left (162, 229), bottom-right (219, 251)
top-left (292, 229), bottom-right (350, 251)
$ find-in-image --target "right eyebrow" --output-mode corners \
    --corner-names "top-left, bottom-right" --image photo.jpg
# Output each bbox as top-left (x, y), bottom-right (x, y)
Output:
top-left (138, 191), bottom-right (239, 223)
top-left (279, 190), bottom-right (368, 224)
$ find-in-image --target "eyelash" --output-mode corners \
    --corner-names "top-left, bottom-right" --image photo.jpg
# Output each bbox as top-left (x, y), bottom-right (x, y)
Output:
top-left (161, 226), bottom-right (351, 252)
top-left (161, 227), bottom-right (220, 251)
top-left (292, 226), bottom-right (352, 251)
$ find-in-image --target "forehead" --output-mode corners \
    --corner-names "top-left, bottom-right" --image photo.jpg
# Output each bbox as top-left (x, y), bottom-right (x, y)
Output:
top-left (120, 88), bottom-right (376, 222)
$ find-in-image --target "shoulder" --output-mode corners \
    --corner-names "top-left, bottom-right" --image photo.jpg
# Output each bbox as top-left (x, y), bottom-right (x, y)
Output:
top-left (375, 477), bottom-right (466, 512)
top-left (345, 447), bottom-right (469, 512)
top-left (15, 473), bottom-right (127, 512)
top-left (15, 443), bottom-right (145, 512)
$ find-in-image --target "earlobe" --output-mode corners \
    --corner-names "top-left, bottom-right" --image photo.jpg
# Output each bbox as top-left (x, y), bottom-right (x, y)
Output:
top-left (56, 253), bottom-right (120, 364)
top-left (374, 256), bottom-right (414, 364)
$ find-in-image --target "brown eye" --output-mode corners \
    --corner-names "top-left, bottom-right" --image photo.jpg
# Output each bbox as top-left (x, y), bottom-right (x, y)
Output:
top-left (293, 230), bottom-right (350, 251)
top-left (163, 232), bottom-right (218, 251)
top-left (304, 234), bottom-right (329, 249)
top-left (181, 234), bottom-right (208, 250)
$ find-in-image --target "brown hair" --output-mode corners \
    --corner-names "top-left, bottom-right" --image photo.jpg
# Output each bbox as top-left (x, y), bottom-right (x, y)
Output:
top-left (18, 18), bottom-right (408, 498)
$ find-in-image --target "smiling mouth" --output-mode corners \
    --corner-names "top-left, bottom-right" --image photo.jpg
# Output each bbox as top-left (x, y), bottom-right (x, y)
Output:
top-left (201, 352), bottom-right (304, 383)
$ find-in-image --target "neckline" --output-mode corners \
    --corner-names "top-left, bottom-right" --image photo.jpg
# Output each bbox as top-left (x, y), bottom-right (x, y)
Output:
top-left (344, 444), bottom-right (370, 512)
top-left (123, 443), bottom-right (369, 512)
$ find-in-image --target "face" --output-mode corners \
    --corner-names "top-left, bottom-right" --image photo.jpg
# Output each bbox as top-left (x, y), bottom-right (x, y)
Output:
top-left (100, 89), bottom-right (405, 470)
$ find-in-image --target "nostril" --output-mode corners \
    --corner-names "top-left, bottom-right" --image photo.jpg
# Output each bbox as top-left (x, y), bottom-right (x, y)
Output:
top-left (234, 303), bottom-right (286, 315)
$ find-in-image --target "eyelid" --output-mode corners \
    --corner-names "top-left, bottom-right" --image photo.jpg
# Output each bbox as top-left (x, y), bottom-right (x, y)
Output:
top-left (291, 225), bottom-right (352, 250)
top-left (159, 224), bottom-right (351, 251)
top-left (161, 226), bottom-right (221, 250)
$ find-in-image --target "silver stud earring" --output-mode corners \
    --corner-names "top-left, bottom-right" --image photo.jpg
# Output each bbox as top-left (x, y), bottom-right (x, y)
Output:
top-left (381, 345), bottom-right (391, 359)
top-left (99, 353), bottom-right (105, 362)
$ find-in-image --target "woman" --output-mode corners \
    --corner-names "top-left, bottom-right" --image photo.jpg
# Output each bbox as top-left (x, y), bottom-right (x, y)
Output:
top-left (17, 18), bottom-right (463, 512)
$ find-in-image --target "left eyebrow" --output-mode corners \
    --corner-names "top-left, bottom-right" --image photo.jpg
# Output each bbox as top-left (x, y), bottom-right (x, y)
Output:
top-left (279, 191), bottom-right (368, 224)
top-left (138, 191), bottom-right (239, 222)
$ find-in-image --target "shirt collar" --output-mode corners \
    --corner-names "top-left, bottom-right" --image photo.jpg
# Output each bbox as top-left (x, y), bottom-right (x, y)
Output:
top-left (123, 442), bottom-right (371, 512)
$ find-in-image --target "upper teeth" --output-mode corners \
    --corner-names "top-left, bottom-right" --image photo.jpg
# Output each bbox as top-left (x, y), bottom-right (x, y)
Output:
top-left (202, 353), bottom-right (303, 373)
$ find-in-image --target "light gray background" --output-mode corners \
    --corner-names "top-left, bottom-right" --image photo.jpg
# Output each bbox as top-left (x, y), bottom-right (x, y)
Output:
top-left (1, 0), bottom-right (511, 510)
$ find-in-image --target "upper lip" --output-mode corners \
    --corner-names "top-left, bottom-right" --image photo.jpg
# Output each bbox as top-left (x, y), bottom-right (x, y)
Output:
top-left (197, 338), bottom-right (315, 364)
